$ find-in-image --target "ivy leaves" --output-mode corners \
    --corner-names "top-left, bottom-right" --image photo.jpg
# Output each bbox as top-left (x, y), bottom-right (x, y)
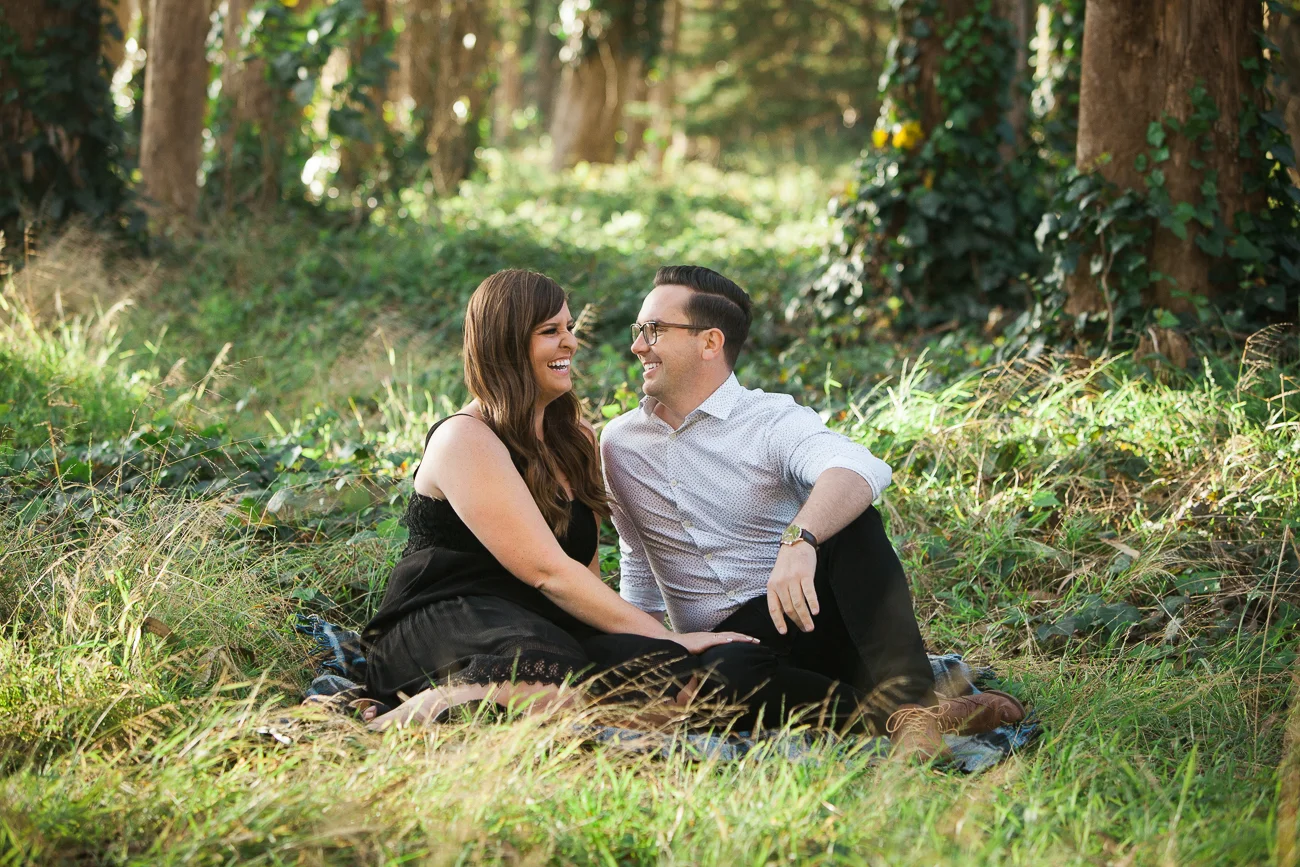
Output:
top-left (804, 0), bottom-right (1047, 330)
top-left (0, 3), bottom-right (132, 236)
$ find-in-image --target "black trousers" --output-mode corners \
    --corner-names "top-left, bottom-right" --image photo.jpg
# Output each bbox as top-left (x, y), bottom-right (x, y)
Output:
top-left (697, 506), bottom-right (934, 733)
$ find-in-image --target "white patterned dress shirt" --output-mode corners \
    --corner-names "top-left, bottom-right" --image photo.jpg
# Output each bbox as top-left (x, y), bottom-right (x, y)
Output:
top-left (600, 373), bottom-right (893, 633)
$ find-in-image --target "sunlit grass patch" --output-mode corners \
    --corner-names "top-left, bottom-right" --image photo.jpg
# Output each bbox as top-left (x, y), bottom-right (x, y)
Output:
top-left (0, 163), bottom-right (1297, 863)
top-left (0, 653), bottom-right (1282, 864)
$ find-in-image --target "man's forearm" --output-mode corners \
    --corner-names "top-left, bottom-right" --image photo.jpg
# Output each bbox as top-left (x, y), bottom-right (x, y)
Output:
top-left (792, 468), bottom-right (875, 542)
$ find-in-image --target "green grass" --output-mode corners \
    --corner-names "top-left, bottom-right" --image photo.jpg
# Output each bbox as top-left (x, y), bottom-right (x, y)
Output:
top-left (1, 155), bottom-right (1297, 865)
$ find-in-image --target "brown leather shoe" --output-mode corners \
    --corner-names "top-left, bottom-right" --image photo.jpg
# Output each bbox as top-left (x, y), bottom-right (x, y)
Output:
top-left (885, 703), bottom-right (948, 760)
top-left (932, 689), bottom-right (1025, 735)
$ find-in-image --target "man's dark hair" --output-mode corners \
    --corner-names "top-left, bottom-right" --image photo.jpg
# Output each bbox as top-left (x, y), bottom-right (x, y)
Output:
top-left (653, 265), bottom-right (752, 368)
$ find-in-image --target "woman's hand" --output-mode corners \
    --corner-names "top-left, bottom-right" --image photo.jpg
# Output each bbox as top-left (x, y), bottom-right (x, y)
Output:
top-left (669, 631), bottom-right (760, 654)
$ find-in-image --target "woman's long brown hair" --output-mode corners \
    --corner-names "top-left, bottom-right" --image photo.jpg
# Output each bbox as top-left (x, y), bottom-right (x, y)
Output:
top-left (462, 269), bottom-right (608, 537)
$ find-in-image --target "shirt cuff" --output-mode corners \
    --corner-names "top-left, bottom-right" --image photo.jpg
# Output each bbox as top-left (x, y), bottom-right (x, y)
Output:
top-left (819, 455), bottom-right (892, 503)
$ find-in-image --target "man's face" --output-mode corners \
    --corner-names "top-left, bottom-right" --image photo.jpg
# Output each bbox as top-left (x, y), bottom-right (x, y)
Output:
top-left (631, 284), bottom-right (702, 400)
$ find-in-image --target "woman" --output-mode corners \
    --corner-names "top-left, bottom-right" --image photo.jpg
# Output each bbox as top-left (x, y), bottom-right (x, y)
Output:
top-left (362, 270), bottom-right (755, 730)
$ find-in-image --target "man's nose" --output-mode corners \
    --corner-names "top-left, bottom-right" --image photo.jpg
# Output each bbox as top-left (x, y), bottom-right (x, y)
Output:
top-left (631, 330), bottom-right (649, 354)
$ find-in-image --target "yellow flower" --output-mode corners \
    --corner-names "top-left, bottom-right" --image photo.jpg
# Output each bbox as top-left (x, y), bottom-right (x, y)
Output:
top-left (284, 0), bottom-right (299, 6)
top-left (871, 128), bottom-right (889, 148)
top-left (892, 120), bottom-right (924, 151)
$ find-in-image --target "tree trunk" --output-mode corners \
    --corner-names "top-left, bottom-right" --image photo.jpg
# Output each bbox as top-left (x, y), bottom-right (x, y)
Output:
top-left (549, 14), bottom-right (632, 170)
top-left (622, 55), bottom-right (649, 159)
top-left (389, 0), bottom-right (411, 112)
top-left (0, 1), bottom-right (66, 226)
top-left (892, 0), bottom-right (975, 137)
top-left (528, 0), bottom-right (561, 126)
top-left (492, 0), bottom-right (524, 145)
top-left (1266, 3), bottom-right (1300, 186)
top-left (646, 0), bottom-right (678, 169)
top-left (404, 0), bottom-right (438, 135)
top-left (411, 0), bottom-right (491, 194)
top-left (102, 0), bottom-right (137, 74)
top-left (219, 0), bottom-right (279, 209)
top-left (1069, 1), bottom-right (1266, 313)
top-left (994, 0), bottom-right (1033, 153)
top-left (337, 0), bottom-right (392, 195)
top-left (138, 0), bottom-right (208, 222)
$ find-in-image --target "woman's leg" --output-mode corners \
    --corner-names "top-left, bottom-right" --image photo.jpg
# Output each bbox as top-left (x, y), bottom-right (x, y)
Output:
top-left (366, 682), bottom-right (495, 730)
top-left (366, 679), bottom-right (582, 731)
top-left (363, 596), bottom-right (592, 721)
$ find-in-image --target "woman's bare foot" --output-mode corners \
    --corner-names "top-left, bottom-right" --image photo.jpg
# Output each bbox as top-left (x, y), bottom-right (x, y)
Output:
top-left (365, 681), bottom-right (577, 731)
top-left (366, 684), bottom-right (492, 732)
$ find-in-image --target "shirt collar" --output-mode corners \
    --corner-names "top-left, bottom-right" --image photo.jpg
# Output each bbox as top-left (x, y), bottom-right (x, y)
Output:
top-left (638, 373), bottom-right (744, 423)
top-left (694, 373), bottom-right (744, 420)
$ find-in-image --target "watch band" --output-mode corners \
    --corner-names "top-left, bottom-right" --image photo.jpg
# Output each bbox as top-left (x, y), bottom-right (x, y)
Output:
top-left (780, 524), bottom-right (819, 549)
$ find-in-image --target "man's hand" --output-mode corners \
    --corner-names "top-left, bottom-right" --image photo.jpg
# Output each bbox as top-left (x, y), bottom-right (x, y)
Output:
top-left (767, 542), bottom-right (819, 634)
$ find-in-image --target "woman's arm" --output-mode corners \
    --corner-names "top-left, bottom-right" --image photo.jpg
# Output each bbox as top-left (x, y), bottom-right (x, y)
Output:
top-left (424, 416), bottom-right (751, 650)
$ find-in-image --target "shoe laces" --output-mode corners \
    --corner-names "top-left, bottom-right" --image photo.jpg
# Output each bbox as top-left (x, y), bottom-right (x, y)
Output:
top-left (884, 703), bottom-right (945, 736)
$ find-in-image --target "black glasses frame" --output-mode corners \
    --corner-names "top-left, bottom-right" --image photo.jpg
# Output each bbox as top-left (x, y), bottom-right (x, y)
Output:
top-left (630, 320), bottom-right (709, 346)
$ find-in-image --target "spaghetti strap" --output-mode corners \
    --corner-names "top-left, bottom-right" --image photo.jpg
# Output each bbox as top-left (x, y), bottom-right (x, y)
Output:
top-left (421, 412), bottom-right (481, 451)
top-left (411, 413), bottom-right (485, 482)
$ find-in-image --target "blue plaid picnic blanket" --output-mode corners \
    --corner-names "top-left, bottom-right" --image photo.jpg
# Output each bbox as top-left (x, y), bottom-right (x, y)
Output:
top-left (294, 615), bottom-right (1040, 773)
top-left (295, 613), bottom-right (368, 700)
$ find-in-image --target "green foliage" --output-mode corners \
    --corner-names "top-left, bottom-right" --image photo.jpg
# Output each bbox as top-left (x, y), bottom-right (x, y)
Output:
top-left (1029, 0), bottom-right (1084, 162)
top-left (0, 299), bottom-right (154, 451)
top-left (0, 1), bottom-right (132, 236)
top-left (558, 0), bottom-right (663, 66)
top-left (680, 0), bottom-right (887, 149)
top-left (801, 0), bottom-right (1046, 332)
top-left (0, 322), bottom-right (1292, 864)
top-left (119, 155), bottom-right (836, 429)
top-left (0, 157), bottom-right (1294, 860)
top-left (205, 0), bottom-right (417, 212)
top-left (1030, 63), bottom-right (1300, 346)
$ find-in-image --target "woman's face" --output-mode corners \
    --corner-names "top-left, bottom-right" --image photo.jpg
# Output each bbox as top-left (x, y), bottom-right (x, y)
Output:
top-left (530, 301), bottom-right (578, 403)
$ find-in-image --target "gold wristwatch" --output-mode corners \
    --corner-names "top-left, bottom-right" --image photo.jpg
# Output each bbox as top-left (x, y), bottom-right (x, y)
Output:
top-left (780, 523), bottom-right (819, 549)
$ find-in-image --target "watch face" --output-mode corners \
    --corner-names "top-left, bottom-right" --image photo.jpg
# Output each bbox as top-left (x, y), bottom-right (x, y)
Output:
top-left (781, 524), bottom-right (800, 544)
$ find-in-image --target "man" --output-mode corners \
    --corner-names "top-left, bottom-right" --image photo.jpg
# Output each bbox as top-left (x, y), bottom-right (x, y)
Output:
top-left (600, 265), bottom-right (1003, 755)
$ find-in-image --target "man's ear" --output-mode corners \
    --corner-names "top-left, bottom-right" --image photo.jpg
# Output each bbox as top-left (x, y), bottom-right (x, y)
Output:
top-left (701, 328), bottom-right (726, 361)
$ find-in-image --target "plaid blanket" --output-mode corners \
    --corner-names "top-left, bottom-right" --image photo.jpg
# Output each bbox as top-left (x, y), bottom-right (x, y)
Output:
top-left (294, 615), bottom-right (1040, 773)
top-left (296, 613), bottom-right (367, 700)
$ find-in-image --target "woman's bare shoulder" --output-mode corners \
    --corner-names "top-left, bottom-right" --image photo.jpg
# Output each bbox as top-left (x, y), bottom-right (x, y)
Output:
top-left (427, 406), bottom-right (504, 454)
top-left (416, 405), bottom-right (507, 496)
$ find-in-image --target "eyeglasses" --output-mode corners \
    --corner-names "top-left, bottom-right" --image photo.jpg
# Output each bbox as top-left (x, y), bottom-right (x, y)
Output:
top-left (630, 320), bottom-right (709, 346)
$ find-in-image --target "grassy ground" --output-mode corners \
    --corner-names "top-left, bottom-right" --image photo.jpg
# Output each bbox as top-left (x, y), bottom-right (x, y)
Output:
top-left (1, 154), bottom-right (1297, 865)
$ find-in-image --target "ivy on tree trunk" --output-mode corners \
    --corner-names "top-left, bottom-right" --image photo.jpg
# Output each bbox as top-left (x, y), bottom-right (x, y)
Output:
top-left (0, 0), bottom-right (129, 237)
top-left (1069, 1), bottom-right (1268, 313)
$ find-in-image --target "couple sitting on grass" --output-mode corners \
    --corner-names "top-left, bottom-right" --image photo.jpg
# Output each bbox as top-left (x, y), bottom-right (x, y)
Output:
top-left (359, 265), bottom-right (1024, 759)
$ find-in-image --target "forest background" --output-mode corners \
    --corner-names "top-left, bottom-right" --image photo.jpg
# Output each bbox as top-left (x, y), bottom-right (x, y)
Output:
top-left (2, 0), bottom-right (1300, 864)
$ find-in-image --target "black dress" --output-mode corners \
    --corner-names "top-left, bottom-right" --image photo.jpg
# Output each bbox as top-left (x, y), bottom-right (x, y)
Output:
top-left (362, 414), bottom-right (695, 708)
